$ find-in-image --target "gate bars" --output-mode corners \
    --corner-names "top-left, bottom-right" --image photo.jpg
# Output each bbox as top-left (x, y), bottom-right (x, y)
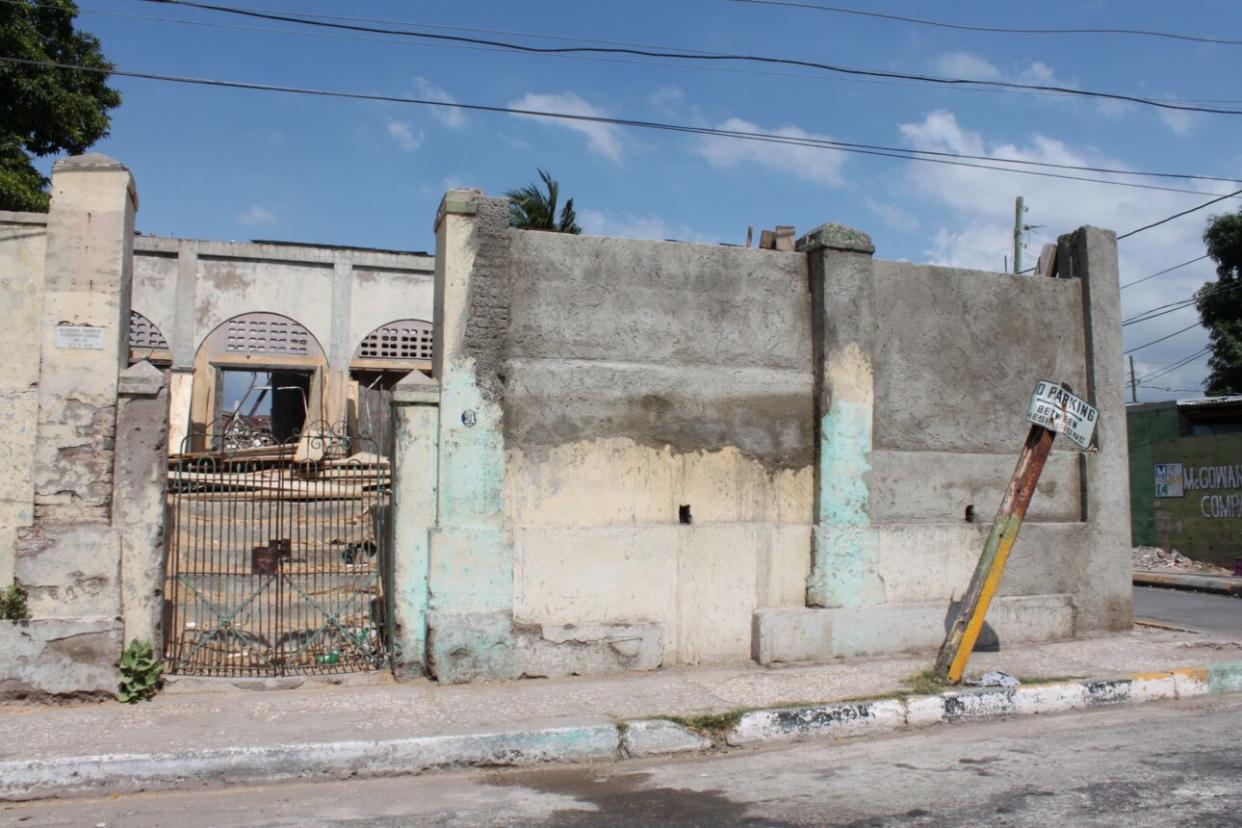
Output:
top-left (163, 420), bottom-right (391, 676)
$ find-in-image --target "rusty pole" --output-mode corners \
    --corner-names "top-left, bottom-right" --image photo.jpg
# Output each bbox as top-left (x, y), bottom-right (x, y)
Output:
top-left (933, 422), bottom-right (1058, 683)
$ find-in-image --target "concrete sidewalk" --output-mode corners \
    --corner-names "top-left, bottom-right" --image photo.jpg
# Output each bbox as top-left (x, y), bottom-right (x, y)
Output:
top-left (3, 627), bottom-right (1241, 801)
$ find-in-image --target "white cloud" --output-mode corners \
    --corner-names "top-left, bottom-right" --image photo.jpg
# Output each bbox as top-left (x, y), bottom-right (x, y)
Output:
top-left (414, 77), bottom-right (466, 129)
top-left (1158, 105), bottom-right (1200, 137)
top-left (508, 92), bottom-right (623, 162)
top-left (694, 117), bottom-right (846, 186)
top-left (239, 205), bottom-right (276, 227)
top-left (387, 120), bottom-right (424, 151)
top-left (648, 85), bottom-right (685, 109)
top-left (895, 109), bottom-right (1225, 394)
top-left (864, 196), bottom-right (920, 233)
top-left (931, 51), bottom-right (1001, 81)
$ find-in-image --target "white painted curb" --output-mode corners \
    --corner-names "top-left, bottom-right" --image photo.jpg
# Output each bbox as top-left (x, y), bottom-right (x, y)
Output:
top-left (3, 661), bottom-right (1240, 802)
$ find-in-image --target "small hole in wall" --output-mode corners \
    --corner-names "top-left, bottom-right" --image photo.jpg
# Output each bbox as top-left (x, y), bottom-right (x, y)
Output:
top-left (964, 504), bottom-right (976, 523)
top-left (679, 505), bottom-right (692, 525)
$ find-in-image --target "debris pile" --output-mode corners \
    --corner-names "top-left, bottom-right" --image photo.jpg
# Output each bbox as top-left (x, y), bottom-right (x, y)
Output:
top-left (1132, 546), bottom-right (1231, 575)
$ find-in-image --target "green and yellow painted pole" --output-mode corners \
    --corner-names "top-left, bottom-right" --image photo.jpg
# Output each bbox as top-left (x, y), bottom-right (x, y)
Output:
top-left (933, 422), bottom-right (1057, 684)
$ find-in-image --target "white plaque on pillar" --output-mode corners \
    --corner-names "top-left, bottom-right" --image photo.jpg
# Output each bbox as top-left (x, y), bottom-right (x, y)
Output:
top-left (55, 325), bottom-right (106, 350)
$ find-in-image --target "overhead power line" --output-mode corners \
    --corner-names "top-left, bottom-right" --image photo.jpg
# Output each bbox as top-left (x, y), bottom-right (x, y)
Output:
top-left (18, 0), bottom-right (1233, 107)
top-left (3, 55), bottom-right (1235, 198)
top-left (1124, 322), bottom-right (1201, 354)
top-left (136, 0), bottom-right (1242, 117)
top-left (1122, 280), bottom-right (1242, 327)
top-left (1135, 347), bottom-right (1211, 384)
top-left (1117, 189), bottom-right (1242, 240)
top-left (727, 0), bottom-right (1242, 46)
top-left (1120, 255), bottom-right (1209, 289)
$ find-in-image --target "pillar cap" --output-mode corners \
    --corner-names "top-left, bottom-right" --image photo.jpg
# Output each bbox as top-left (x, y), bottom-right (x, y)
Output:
top-left (434, 188), bottom-right (486, 233)
top-left (51, 153), bottom-right (139, 210)
top-left (393, 371), bottom-right (441, 405)
top-left (796, 223), bottom-right (875, 255)
top-left (118, 360), bottom-right (166, 396)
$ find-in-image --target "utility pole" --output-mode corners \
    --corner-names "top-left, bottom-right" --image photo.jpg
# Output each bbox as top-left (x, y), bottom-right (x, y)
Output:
top-left (1130, 354), bottom-right (1139, 403)
top-left (1013, 196), bottom-right (1025, 274)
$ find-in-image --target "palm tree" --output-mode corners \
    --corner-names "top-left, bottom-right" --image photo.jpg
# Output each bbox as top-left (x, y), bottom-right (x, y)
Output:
top-left (505, 169), bottom-right (581, 234)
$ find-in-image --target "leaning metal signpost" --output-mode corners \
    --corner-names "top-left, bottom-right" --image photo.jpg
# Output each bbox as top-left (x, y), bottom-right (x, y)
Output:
top-left (933, 380), bottom-right (1099, 684)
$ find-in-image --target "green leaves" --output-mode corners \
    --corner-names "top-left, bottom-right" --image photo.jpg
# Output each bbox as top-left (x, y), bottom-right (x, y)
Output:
top-left (505, 168), bottom-right (582, 234)
top-left (0, 583), bottom-right (30, 622)
top-left (0, 0), bottom-right (121, 211)
top-left (1198, 211), bottom-right (1242, 396)
top-left (117, 639), bottom-right (163, 703)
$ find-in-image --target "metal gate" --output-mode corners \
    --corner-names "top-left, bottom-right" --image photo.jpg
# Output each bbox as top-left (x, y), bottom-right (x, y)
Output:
top-left (163, 420), bottom-right (391, 676)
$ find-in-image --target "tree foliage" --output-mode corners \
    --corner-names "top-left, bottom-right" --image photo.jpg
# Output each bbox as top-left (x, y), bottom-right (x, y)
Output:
top-left (0, 0), bottom-right (120, 212)
top-left (505, 169), bottom-right (581, 234)
top-left (1197, 211), bottom-right (1242, 396)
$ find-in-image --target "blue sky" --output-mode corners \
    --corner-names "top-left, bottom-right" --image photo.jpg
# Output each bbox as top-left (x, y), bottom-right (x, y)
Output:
top-left (51, 0), bottom-right (1242, 401)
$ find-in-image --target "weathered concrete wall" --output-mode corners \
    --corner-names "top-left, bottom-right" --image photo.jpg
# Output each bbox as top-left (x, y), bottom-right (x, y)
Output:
top-left (129, 236), bottom-right (435, 448)
top-left (424, 193), bottom-right (1130, 679)
top-left (130, 237), bottom-right (435, 367)
top-left (0, 157), bottom-right (175, 699)
top-left (1127, 403), bottom-right (1180, 547)
top-left (502, 232), bottom-right (815, 665)
top-left (0, 211), bottom-right (47, 585)
top-left (3, 156), bottom-right (139, 698)
top-left (1146, 433), bottom-right (1242, 567)
top-left (781, 223), bottom-right (1130, 660)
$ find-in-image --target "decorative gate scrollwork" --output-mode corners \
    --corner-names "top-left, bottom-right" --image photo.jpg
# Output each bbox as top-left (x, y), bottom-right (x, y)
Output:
top-left (163, 420), bottom-right (391, 676)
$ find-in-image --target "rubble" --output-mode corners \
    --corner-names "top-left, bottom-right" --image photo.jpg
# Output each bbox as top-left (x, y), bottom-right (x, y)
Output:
top-left (1132, 546), bottom-right (1232, 576)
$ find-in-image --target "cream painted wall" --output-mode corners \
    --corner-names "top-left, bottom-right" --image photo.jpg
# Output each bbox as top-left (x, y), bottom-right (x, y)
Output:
top-left (506, 437), bottom-right (813, 664)
top-left (0, 214), bottom-right (48, 583)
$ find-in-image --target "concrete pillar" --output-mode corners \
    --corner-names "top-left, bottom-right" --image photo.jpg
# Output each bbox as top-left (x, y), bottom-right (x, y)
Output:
top-left (389, 371), bottom-right (440, 676)
top-left (797, 224), bottom-right (885, 609)
top-left (114, 362), bottom-right (169, 646)
top-left (1061, 226), bottom-right (1133, 632)
top-left (16, 155), bottom-right (136, 625)
top-left (425, 189), bottom-right (516, 682)
top-left (6, 155), bottom-right (137, 697)
top-left (323, 258), bottom-right (354, 428)
top-left (167, 245), bottom-right (198, 454)
top-left (166, 367), bottom-right (194, 454)
top-left (31, 154), bottom-right (137, 523)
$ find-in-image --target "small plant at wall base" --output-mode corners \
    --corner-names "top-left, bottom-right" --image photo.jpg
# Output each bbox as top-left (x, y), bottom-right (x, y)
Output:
top-left (117, 639), bottom-right (163, 703)
top-left (506, 168), bottom-right (581, 234)
top-left (0, 583), bottom-right (30, 622)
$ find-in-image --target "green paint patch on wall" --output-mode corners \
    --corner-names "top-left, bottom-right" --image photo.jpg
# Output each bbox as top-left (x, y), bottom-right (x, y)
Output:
top-left (1146, 433), bottom-right (1242, 567)
top-left (1127, 406), bottom-right (1180, 547)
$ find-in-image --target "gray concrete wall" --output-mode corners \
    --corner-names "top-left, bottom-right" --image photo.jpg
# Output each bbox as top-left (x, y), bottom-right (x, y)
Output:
top-left (424, 207), bottom-right (1130, 676)
top-left (499, 231), bottom-right (816, 666)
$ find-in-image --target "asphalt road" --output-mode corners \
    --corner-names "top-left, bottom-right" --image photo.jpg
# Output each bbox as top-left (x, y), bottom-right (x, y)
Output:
top-left (1133, 585), bottom-right (1242, 637)
top-left (5, 694), bottom-right (1242, 827)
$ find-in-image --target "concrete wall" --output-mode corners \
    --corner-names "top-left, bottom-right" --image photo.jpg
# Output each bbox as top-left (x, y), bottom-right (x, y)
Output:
top-left (1128, 403), bottom-right (1181, 547)
top-left (129, 237), bottom-right (435, 449)
top-left (418, 198), bottom-right (1131, 681)
top-left (0, 156), bottom-right (170, 699)
top-left (1149, 434), bottom-right (1242, 567)
top-left (503, 232), bottom-right (814, 665)
top-left (0, 211), bottom-right (47, 586)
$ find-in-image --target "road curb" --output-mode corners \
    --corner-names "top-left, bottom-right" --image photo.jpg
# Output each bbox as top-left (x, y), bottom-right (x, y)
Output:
top-left (3, 661), bottom-right (1240, 802)
top-left (1134, 570), bottom-right (1242, 596)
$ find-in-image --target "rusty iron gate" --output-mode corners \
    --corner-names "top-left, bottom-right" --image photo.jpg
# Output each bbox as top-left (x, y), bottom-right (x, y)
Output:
top-left (163, 420), bottom-right (391, 676)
